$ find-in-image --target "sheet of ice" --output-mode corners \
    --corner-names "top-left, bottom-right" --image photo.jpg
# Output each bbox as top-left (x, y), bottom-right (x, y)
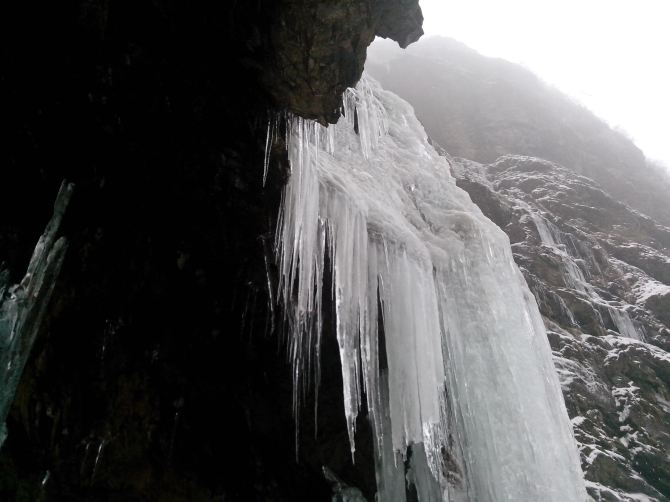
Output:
top-left (275, 74), bottom-right (587, 500)
top-left (530, 212), bottom-right (559, 247)
top-left (530, 213), bottom-right (596, 296)
top-left (0, 182), bottom-right (73, 448)
top-left (607, 307), bottom-right (645, 341)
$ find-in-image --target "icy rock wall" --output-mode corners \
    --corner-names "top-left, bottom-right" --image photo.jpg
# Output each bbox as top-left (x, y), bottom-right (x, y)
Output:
top-left (0, 182), bottom-right (72, 448)
top-left (530, 212), bottom-right (646, 343)
top-left (275, 75), bottom-right (587, 501)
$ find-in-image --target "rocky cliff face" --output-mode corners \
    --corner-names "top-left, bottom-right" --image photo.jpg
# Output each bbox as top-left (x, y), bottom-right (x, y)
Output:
top-left (0, 1), bottom-right (421, 500)
top-left (369, 39), bottom-right (670, 501)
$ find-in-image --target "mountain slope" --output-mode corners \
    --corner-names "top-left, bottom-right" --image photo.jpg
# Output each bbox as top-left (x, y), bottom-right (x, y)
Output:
top-left (366, 36), bottom-right (670, 226)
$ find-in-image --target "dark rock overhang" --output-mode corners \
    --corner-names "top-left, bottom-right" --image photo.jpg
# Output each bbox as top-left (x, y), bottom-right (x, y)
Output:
top-left (262, 0), bottom-right (424, 122)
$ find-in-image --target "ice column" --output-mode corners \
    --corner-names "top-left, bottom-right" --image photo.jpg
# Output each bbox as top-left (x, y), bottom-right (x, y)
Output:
top-left (275, 74), bottom-right (587, 501)
top-left (0, 181), bottom-right (73, 448)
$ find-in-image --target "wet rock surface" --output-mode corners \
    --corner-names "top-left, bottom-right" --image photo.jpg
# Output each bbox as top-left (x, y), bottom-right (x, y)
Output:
top-left (266, 0), bottom-right (422, 122)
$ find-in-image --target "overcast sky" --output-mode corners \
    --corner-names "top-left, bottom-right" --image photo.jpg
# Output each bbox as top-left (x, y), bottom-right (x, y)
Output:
top-left (419, 0), bottom-right (670, 168)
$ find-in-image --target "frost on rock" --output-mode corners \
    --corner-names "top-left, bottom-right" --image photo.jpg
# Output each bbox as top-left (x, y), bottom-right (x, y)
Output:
top-left (275, 75), bottom-right (587, 501)
top-left (0, 181), bottom-right (73, 448)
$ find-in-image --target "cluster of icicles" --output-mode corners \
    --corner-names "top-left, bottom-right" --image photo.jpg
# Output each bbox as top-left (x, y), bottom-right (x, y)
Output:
top-left (272, 74), bottom-right (587, 501)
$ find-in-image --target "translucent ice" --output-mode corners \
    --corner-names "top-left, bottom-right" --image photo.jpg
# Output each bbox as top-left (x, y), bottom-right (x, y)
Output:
top-left (0, 181), bottom-right (73, 448)
top-left (607, 307), bottom-right (645, 341)
top-left (530, 212), bottom-right (559, 247)
top-left (276, 75), bottom-right (587, 500)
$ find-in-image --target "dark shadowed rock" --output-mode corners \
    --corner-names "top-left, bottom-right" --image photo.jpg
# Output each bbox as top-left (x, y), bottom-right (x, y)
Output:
top-left (374, 0), bottom-right (424, 48)
top-left (264, 0), bottom-right (423, 122)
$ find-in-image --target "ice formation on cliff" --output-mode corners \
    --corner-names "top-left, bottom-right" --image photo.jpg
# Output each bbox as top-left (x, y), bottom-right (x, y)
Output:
top-left (531, 211), bottom-right (646, 343)
top-left (0, 182), bottom-right (72, 448)
top-left (275, 74), bottom-right (587, 501)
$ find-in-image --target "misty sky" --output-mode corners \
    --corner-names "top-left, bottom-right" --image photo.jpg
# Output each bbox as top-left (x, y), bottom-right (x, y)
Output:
top-left (419, 0), bottom-right (670, 168)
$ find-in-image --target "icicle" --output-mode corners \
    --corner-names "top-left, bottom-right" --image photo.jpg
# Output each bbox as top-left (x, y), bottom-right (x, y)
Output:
top-left (0, 181), bottom-right (73, 448)
top-left (275, 74), bottom-right (587, 500)
top-left (263, 115), bottom-right (279, 187)
top-left (260, 235), bottom-right (277, 335)
top-left (91, 438), bottom-right (107, 481)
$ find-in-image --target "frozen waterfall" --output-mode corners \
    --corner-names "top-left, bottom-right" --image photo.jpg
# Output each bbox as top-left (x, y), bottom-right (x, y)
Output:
top-left (275, 74), bottom-right (587, 501)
